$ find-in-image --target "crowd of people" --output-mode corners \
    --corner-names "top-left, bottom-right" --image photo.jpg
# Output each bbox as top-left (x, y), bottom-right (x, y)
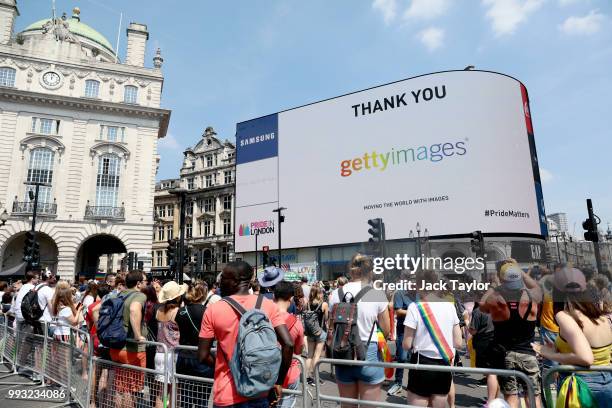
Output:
top-left (0, 255), bottom-right (611, 408)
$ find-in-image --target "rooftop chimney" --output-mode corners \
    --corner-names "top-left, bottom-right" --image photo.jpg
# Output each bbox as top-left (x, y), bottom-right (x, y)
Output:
top-left (125, 22), bottom-right (148, 67)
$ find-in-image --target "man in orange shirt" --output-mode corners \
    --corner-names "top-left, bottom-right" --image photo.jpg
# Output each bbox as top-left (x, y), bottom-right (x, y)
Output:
top-left (198, 261), bottom-right (294, 407)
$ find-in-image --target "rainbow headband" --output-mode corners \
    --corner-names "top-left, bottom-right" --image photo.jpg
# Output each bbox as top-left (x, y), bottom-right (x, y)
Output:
top-left (416, 302), bottom-right (454, 365)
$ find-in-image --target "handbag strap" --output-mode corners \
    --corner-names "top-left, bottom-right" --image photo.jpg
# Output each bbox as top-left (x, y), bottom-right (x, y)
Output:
top-left (416, 302), bottom-right (454, 365)
top-left (184, 305), bottom-right (199, 335)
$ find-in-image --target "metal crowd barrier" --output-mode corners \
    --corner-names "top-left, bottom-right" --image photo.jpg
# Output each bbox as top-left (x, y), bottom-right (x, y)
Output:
top-left (170, 345), bottom-right (310, 408)
top-left (543, 365), bottom-right (612, 408)
top-left (314, 358), bottom-right (538, 408)
top-left (1, 315), bottom-right (311, 408)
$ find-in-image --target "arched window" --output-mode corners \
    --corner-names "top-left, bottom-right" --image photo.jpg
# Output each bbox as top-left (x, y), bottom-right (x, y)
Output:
top-left (84, 79), bottom-right (100, 98)
top-left (26, 148), bottom-right (54, 203)
top-left (95, 154), bottom-right (121, 207)
top-left (0, 67), bottom-right (16, 87)
top-left (124, 85), bottom-right (138, 104)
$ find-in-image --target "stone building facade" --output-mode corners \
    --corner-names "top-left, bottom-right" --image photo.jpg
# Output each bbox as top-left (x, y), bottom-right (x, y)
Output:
top-left (0, 2), bottom-right (170, 279)
top-left (152, 127), bottom-right (235, 281)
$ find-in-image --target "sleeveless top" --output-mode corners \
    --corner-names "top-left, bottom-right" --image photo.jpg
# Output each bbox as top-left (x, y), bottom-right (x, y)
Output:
top-left (309, 301), bottom-right (326, 331)
top-left (156, 310), bottom-right (180, 353)
top-left (492, 288), bottom-right (537, 354)
top-left (555, 331), bottom-right (612, 366)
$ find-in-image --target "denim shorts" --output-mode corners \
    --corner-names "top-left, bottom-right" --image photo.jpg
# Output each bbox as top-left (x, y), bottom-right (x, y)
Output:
top-left (335, 342), bottom-right (384, 385)
top-left (559, 371), bottom-right (612, 408)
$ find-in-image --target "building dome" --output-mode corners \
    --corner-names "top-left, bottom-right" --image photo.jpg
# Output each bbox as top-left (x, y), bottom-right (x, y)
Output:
top-left (19, 10), bottom-right (116, 60)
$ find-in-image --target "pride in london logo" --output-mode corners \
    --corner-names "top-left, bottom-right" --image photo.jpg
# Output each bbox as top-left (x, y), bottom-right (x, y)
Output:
top-left (239, 220), bottom-right (275, 236)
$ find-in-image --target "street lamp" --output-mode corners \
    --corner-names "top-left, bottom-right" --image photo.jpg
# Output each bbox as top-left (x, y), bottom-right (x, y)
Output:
top-left (272, 207), bottom-right (286, 267)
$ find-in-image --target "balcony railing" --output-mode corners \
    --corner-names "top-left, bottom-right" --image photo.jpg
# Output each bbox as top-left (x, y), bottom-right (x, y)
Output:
top-left (12, 200), bottom-right (57, 216)
top-left (85, 203), bottom-right (125, 220)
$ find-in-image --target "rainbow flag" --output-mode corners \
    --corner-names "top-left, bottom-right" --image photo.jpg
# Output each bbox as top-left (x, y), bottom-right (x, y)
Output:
top-left (416, 302), bottom-right (454, 365)
top-left (376, 326), bottom-right (394, 379)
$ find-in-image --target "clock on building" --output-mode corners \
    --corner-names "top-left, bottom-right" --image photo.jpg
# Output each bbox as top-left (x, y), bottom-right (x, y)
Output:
top-left (41, 71), bottom-right (62, 89)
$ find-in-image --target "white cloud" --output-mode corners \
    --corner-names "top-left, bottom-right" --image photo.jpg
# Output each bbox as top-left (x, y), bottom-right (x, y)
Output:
top-left (418, 27), bottom-right (445, 51)
top-left (158, 133), bottom-right (181, 151)
top-left (404, 0), bottom-right (451, 20)
top-left (559, 10), bottom-right (606, 35)
top-left (482, 0), bottom-right (545, 36)
top-left (540, 167), bottom-right (553, 183)
top-left (373, 0), bottom-right (399, 24)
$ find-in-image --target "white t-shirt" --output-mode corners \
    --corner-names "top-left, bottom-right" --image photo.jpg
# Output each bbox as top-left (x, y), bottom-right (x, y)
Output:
top-left (204, 292), bottom-right (221, 305)
top-left (82, 295), bottom-right (95, 312)
top-left (14, 283), bottom-right (35, 320)
top-left (53, 306), bottom-right (73, 336)
top-left (329, 281), bottom-right (388, 342)
top-left (37, 284), bottom-right (55, 323)
top-left (404, 301), bottom-right (459, 360)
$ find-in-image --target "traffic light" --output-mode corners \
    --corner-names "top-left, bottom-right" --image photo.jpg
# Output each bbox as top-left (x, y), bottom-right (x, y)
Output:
top-left (183, 247), bottom-right (191, 266)
top-left (167, 239), bottom-right (177, 271)
top-left (31, 241), bottom-right (40, 268)
top-left (262, 246), bottom-right (270, 267)
top-left (582, 218), bottom-right (599, 243)
top-left (367, 218), bottom-right (386, 256)
top-left (470, 230), bottom-right (485, 257)
top-left (127, 252), bottom-right (135, 271)
top-left (367, 218), bottom-right (385, 242)
top-left (23, 231), bottom-right (35, 267)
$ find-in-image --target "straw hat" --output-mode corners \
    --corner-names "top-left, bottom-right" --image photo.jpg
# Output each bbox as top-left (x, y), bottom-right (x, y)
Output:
top-left (158, 281), bottom-right (187, 303)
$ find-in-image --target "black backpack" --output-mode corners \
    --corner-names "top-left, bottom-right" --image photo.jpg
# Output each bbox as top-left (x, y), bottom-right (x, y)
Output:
top-left (325, 286), bottom-right (374, 360)
top-left (303, 302), bottom-right (323, 337)
top-left (21, 283), bottom-right (47, 322)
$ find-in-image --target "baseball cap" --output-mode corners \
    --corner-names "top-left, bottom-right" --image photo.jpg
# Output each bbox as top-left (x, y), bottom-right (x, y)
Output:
top-left (553, 267), bottom-right (587, 293)
top-left (499, 263), bottom-right (524, 290)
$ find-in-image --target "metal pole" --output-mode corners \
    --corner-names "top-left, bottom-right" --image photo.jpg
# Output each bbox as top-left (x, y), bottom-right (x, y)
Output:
top-left (31, 183), bottom-right (39, 232)
top-left (416, 230), bottom-right (421, 256)
top-left (555, 235), bottom-right (561, 263)
top-left (254, 232), bottom-right (258, 275)
top-left (177, 192), bottom-right (186, 284)
top-left (278, 213), bottom-right (282, 267)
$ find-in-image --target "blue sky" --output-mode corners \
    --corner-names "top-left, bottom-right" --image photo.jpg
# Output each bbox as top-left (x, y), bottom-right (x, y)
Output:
top-left (17, 0), bottom-right (612, 235)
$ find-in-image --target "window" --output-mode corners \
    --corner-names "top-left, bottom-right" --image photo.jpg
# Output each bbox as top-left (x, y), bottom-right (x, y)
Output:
top-left (203, 220), bottom-right (212, 237)
top-left (221, 246), bottom-right (229, 263)
top-left (156, 250), bottom-right (163, 267)
top-left (187, 177), bottom-right (194, 190)
top-left (186, 223), bottom-right (192, 239)
top-left (31, 117), bottom-right (60, 135)
top-left (167, 225), bottom-right (173, 240)
top-left (26, 148), bottom-right (54, 204)
top-left (204, 175), bottom-right (212, 187)
top-left (95, 154), bottom-right (120, 207)
top-left (84, 79), bottom-right (100, 98)
top-left (186, 201), bottom-right (193, 216)
top-left (204, 197), bottom-right (215, 212)
top-left (223, 195), bottom-right (232, 210)
top-left (206, 155), bottom-right (213, 167)
top-left (167, 204), bottom-right (174, 217)
top-left (124, 85), bottom-right (138, 104)
top-left (99, 125), bottom-right (125, 142)
top-left (223, 218), bottom-right (231, 235)
top-left (224, 170), bottom-right (232, 184)
top-left (0, 67), bottom-right (16, 87)
top-left (157, 225), bottom-right (165, 241)
top-left (158, 205), bottom-right (166, 217)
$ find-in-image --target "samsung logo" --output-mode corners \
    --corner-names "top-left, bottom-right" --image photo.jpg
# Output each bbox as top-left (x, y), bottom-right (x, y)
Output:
top-left (240, 132), bottom-right (276, 147)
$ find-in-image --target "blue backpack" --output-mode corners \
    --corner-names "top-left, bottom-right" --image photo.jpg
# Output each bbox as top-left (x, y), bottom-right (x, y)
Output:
top-left (222, 294), bottom-right (281, 397)
top-left (97, 291), bottom-right (137, 349)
